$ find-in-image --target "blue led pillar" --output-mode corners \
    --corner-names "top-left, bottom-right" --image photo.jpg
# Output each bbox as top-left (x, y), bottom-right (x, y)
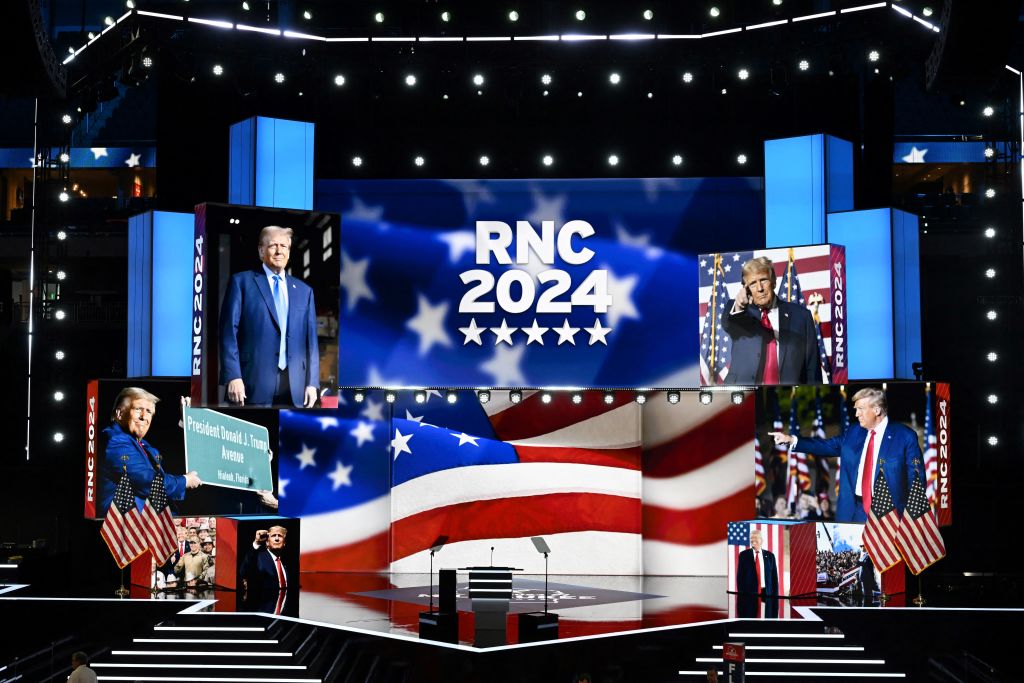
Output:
top-left (228, 116), bottom-right (314, 210)
top-left (764, 134), bottom-right (853, 247)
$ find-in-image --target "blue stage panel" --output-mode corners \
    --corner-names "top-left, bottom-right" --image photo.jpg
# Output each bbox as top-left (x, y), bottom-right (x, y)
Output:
top-left (127, 212), bottom-right (153, 377)
top-left (891, 209), bottom-right (922, 378)
top-left (228, 118), bottom-right (256, 206)
top-left (152, 212), bottom-right (195, 376)
top-left (229, 117), bottom-right (314, 210)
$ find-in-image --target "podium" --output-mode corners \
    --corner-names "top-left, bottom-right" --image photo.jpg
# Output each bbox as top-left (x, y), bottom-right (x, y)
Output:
top-left (461, 566), bottom-right (522, 647)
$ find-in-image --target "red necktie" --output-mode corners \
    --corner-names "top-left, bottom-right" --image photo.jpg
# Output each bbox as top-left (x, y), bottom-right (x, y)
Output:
top-left (754, 550), bottom-right (762, 594)
top-left (760, 309), bottom-right (779, 383)
top-left (862, 430), bottom-right (876, 514)
top-left (274, 554), bottom-right (287, 589)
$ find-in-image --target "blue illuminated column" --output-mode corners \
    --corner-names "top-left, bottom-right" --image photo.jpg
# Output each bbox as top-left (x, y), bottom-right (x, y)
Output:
top-left (764, 135), bottom-right (853, 247)
top-left (127, 211), bottom-right (194, 377)
top-left (229, 116), bottom-right (315, 210)
top-left (826, 208), bottom-right (922, 380)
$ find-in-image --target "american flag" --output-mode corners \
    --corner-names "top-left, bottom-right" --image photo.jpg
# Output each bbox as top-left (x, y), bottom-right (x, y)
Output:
top-left (699, 255), bottom-right (733, 385)
top-left (923, 384), bottom-right (938, 507)
top-left (777, 250), bottom-right (831, 383)
top-left (896, 474), bottom-right (946, 575)
top-left (726, 521), bottom-right (787, 594)
top-left (698, 245), bottom-right (838, 386)
top-left (100, 467), bottom-right (149, 569)
top-left (862, 469), bottom-right (902, 571)
top-left (753, 432), bottom-right (766, 498)
top-left (812, 389), bottom-right (831, 496)
top-left (140, 469), bottom-right (177, 565)
top-left (785, 392), bottom-right (810, 509)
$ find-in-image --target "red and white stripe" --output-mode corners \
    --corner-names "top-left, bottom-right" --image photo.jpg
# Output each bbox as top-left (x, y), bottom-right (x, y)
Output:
top-left (754, 438), bottom-right (766, 497)
top-left (726, 522), bottom-right (788, 594)
top-left (897, 511), bottom-right (946, 575)
top-left (100, 504), bottom-right (149, 569)
top-left (863, 509), bottom-right (902, 571)
top-left (924, 434), bottom-right (938, 507)
top-left (140, 502), bottom-right (177, 566)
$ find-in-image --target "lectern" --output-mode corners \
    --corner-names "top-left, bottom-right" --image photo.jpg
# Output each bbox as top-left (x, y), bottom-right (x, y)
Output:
top-left (460, 566), bottom-right (522, 647)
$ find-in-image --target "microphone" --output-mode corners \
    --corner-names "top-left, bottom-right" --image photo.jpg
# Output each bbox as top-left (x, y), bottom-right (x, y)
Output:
top-left (490, 546), bottom-right (495, 566)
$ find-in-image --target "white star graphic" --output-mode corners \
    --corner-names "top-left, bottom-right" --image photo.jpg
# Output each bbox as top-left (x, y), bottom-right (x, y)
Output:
top-left (406, 294), bottom-right (453, 356)
top-left (349, 421), bottom-right (375, 447)
top-left (526, 187), bottom-right (567, 227)
top-left (328, 460), bottom-right (354, 490)
top-left (437, 230), bottom-right (477, 263)
top-left (901, 146), bottom-right (928, 163)
top-left (733, 253), bottom-right (741, 261)
top-left (443, 179), bottom-right (497, 217)
top-left (640, 177), bottom-right (680, 202)
top-left (361, 398), bottom-right (385, 422)
top-left (699, 258), bottom-right (707, 268)
top-left (404, 409), bottom-right (425, 425)
top-left (347, 196), bottom-right (385, 222)
top-left (604, 266), bottom-right (641, 328)
top-left (295, 443), bottom-right (317, 470)
top-left (423, 389), bottom-right (443, 403)
top-left (480, 344), bottom-right (527, 385)
top-left (367, 365), bottom-right (404, 388)
top-left (459, 318), bottom-right (485, 346)
top-left (554, 319), bottom-right (580, 345)
top-left (340, 250), bottom-right (375, 312)
top-left (450, 431), bottom-right (480, 446)
top-left (614, 222), bottom-right (652, 249)
top-left (584, 318), bottom-right (612, 345)
top-left (490, 318), bottom-right (517, 346)
top-left (90, 147), bottom-right (108, 159)
top-left (391, 428), bottom-right (414, 459)
top-left (125, 152), bottom-right (141, 168)
top-left (317, 416), bottom-right (339, 430)
top-left (724, 264), bottom-right (732, 272)
top-left (522, 319), bottom-right (549, 345)
top-left (278, 478), bottom-right (289, 498)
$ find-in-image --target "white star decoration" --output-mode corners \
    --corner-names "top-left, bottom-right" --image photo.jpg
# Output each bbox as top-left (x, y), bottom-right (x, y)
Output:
top-left (328, 460), bottom-right (353, 490)
top-left (406, 294), bottom-right (453, 356)
top-left (584, 318), bottom-right (612, 345)
top-left (391, 428), bottom-right (414, 459)
top-left (347, 196), bottom-right (385, 222)
top-left (459, 318), bottom-right (485, 346)
top-left (554, 319), bottom-right (580, 345)
top-left (278, 478), bottom-right (289, 498)
top-left (349, 421), bottom-right (375, 447)
top-left (443, 179), bottom-right (497, 217)
top-left (450, 432), bottom-right (480, 446)
top-left (522, 319), bottom-right (549, 345)
top-left (90, 147), bottom-right (108, 159)
top-left (361, 398), bottom-right (385, 422)
top-left (340, 250), bottom-right (375, 312)
top-left (404, 409), bottom-right (425, 425)
top-left (604, 267), bottom-right (641, 328)
top-left (526, 187), bottom-right (567, 227)
top-left (490, 318), bottom-right (517, 346)
top-left (438, 230), bottom-right (477, 263)
top-left (316, 416), bottom-right (339, 430)
top-left (295, 443), bottom-right (317, 470)
top-left (125, 152), bottom-right (141, 168)
top-left (901, 146), bottom-right (928, 163)
top-left (480, 344), bottom-right (527, 385)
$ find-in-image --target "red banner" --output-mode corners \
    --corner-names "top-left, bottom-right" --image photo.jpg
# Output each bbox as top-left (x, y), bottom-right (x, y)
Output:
top-left (935, 382), bottom-right (952, 526)
top-left (84, 379), bottom-right (99, 518)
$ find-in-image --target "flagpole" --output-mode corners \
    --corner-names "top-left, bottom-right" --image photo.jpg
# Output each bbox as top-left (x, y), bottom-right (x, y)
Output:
top-left (913, 575), bottom-right (926, 606)
top-left (116, 567), bottom-right (129, 598)
top-left (115, 456), bottom-right (130, 597)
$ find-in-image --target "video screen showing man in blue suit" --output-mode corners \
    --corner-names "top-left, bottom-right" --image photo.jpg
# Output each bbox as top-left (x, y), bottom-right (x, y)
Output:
top-left (219, 226), bottom-right (320, 407)
top-left (724, 256), bottom-right (821, 385)
top-left (770, 387), bottom-right (924, 523)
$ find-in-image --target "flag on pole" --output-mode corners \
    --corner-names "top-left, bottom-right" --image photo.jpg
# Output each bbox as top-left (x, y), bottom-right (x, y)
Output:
top-left (786, 391), bottom-right (810, 509)
top-left (100, 467), bottom-right (149, 569)
top-left (862, 469), bottom-right (902, 571)
top-left (923, 385), bottom-right (939, 508)
top-left (140, 469), bottom-right (178, 566)
top-left (699, 254), bottom-right (733, 385)
top-left (812, 388), bottom-right (830, 494)
top-left (754, 432), bottom-right (767, 498)
top-left (896, 474), bottom-right (946, 574)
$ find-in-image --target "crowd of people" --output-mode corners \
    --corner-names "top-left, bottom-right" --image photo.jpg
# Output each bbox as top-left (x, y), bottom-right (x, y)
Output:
top-left (152, 517), bottom-right (218, 590)
top-left (816, 548), bottom-right (861, 590)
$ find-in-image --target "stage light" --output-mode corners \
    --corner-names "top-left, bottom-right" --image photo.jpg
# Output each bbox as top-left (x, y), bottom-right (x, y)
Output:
top-left (607, 154), bottom-right (619, 166)
top-left (303, 10), bottom-right (312, 20)
top-left (987, 310), bottom-right (997, 320)
top-left (53, 391), bottom-right (65, 402)
top-left (126, 0), bottom-right (135, 7)
top-left (510, 390), bottom-right (522, 403)
top-left (604, 391), bottom-right (614, 404)
top-left (414, 390), bottom-right (426, 403)
top-left (55, 309), bottom-right (66, 320)
top-left (541, 392), bottom-right (552, 404)
top-left (985, 268), bottom-right (996, 278)
top-left (142, 56), bottom-right (153, 68)
top-left (922, 7), bottom-right (933, 16)
top-left (698, 390), bottom-right (713, 405)
top-left (868, 50), bottom-right (880, 62)
top-left (667, 391), bottom-right (680, 404)
top-left (682, 72), bottom-right (693, 83)
top-left (212, 64), bottom-right (224, 76)
top-left (57, 230), bottom-right (67, 240)
top-left (334, 74), bottom-right (346, 86)
top-left (643, 9), bottom-right (654, 20)
top-left (987, 351), bottom-right (998, 362)
top-left (477, 390), bottom-right (490, 403)
top-left (62, 113), bottom-right (72, 124)
top-left (731, 391), bottom-right (745, 405)
top-left (414, 156), bottom-right (425, 167)
top-left (798, 60), bottom-right (810, 71)
top-left (709, 7), bottom-right (720, 18)
top-left (635, 393), bottom-right (647, 405)
top-left (56, 270), bottom-right (66, 281)
top-left (446, 390), bottom-right (458, 404)
top-left (987, 394), bottom-right (998, 404)
top-left (985, 227), bottom-right (996, 238)
top-left (738, 68), bottom-right (749, 80)
top-left (542, 154), bottom-right (554, 167)
top-left (354, 390), bottom-right (365, 402)
top-left (572, 393), bottom-right (583, 404)
top-left (473, 73), bottom-right (485, 86)
top-left (441, 11), bottom-right (451, 22)
top-left (405, 74), bottom-right (417, 86)
top-left (274, 72), bottom-right (285, 84)
top-left (647, 92), bottom-right (653, 99)
top-left (59, 153), bottom-right (70, 163)
top-left (541, 73), bottom-right (552, 85)
top-left (773, 0), bottom-right (783, 5)
top-left (385, 391), bottom-right (397, 403)
top-left (986, 188), bottom-right (996, 198)
top-left (508, 10), bottom-right (519, 22)
top-left (983, 106), bottom-right (994, 117)
top-left (988, 435), bottom-right (999, 446)
top-left (104, 16), bottom-right (114, 26)
top-left (609, 72), bottom-right (621, 85)
top-left (68, 47), bottom-right (75, 55)
top-left (59, 190), bottom-right (70, 202)
top-left (721, 88), bottom-right (728, 95)
top-left (55, 350), bottom-right (65, 360)
top-left (352, 156), bottom-right (363, 167)
top-left (737, 154), bottom-right (748, 165)
top-left (575, 10), bottom-right (586, 20)
top-left (242, 1), bottom-right (250, 9)
top-left (87, 32), bottom-right (95, 40)
top-left (672, 154), bottom-right (683, 166)
top-left (578, 91), bottom-right (583, 97)
top-left (479, 155), bottom-right (490, 166)
top-left (374, 12), bottom-right (384, 23)
top-left (984, 147), bottom-right (995, 158)
top-left (53, 432), bottom-right (65, 443)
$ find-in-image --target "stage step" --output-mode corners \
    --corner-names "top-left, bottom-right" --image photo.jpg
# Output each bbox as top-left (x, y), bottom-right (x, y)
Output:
top-left (680, 619), bottom-right (908, 681)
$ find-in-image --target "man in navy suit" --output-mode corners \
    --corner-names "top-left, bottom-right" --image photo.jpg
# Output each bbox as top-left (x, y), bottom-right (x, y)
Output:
top-left (219, 226), bottom-right (319, 407)
top-left (241, 525), bottom-right (297, 614)
top-left (736, 528), bottom-right (779, 596)
top-left (722, 256), bottom-right (821, 385)
top-left (770, 387), bottom-right (924, 523)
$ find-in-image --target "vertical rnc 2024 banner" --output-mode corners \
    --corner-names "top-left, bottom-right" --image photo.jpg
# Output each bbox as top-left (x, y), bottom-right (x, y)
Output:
top-left (318, 177), bottom-right (765, 388)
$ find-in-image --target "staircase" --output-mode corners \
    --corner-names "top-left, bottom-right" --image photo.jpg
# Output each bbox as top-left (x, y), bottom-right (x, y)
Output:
top-left (679, 619), bottom-right (908, 680)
